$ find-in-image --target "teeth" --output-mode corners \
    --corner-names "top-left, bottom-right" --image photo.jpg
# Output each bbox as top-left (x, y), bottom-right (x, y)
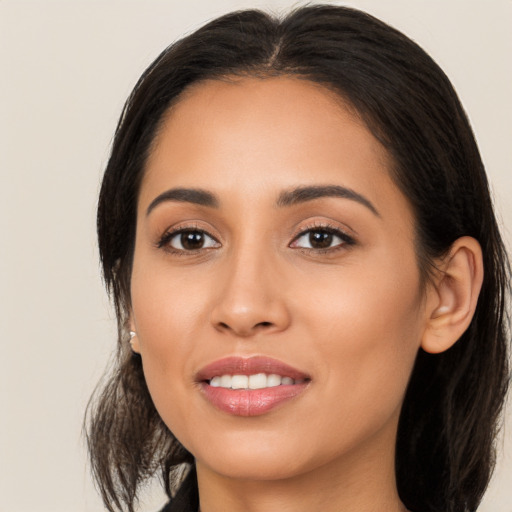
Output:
top-left (210, 376), bottom-right (222, 387)
top-left (208, 373), bottom-right (303, 389)
top-left (267, 374), bottom-right (282, 387)
top-left (231, 375), bottom-right (248, 389)
top-left (248, 373), bottom-right (267, 389)
top-left (220, 375), bottom-right (232, 388)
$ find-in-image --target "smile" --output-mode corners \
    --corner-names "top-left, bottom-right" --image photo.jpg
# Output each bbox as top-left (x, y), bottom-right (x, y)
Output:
top-left (197, 356), bottom-right (311, 416)
top-left (209, 373), bottom-right (307, 389)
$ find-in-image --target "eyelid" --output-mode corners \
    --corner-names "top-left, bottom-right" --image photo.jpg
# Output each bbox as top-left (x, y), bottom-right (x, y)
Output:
top-left (291, 220), bottom-right (355, 240)
top-left (154, 220), bottom-right (356, 255)
top-left (156, 222), bottom-right (221, 252)
top-left (289, 221), bottom-right (356, 250)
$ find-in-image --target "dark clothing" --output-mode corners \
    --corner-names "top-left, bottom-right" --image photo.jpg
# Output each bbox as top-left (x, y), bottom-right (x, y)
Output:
top-left (160, 465), bottom-right (199, 512)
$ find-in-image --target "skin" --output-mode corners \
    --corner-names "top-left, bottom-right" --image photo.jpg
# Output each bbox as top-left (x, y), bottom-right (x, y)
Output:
top-left (129, 76), bottom-right (482, 512)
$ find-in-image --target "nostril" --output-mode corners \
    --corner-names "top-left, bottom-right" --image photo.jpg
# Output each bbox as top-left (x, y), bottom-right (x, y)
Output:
top-left (215, 320), bottom-right (274, 334)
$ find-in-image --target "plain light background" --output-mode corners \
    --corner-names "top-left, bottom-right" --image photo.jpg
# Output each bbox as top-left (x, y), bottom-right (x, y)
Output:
top-left (1, 1), bottom-right (510, 511)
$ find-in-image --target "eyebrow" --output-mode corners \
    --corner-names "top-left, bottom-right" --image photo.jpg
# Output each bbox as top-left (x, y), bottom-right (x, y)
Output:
top-left (146, 184), bottom-right (379, 217)
top-left (276, 185), bottom-right (380, 216)
top-left (146, 187), bottom-right (219, 216)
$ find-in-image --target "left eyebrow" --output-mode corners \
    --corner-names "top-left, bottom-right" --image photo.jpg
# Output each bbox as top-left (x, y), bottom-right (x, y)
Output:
top-left (275, 185), bottom-right (380, 217)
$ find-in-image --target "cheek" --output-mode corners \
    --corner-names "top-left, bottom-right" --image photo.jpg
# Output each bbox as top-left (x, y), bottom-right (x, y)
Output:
top-left (130, 263), bottom-right (207, 419)
top-left (131, 257), bottom-right (210, 346)
top-left (298, 253), bottom-right (423, 417)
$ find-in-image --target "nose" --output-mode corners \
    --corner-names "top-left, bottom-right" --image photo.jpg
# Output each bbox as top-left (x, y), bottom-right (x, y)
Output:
top-left (209, 247), bottom-right (291, 338)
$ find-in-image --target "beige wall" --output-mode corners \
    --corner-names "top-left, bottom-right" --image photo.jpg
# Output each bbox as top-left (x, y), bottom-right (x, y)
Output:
top-left (1, 1), bottom-right (510, 511)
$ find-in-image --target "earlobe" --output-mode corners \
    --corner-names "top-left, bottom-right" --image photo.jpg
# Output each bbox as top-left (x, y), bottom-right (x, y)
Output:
top-left (129, 330), bottom-right (141, 353)
top-left (128, 316), bottom-right (141, 354)
top-left (421, 237), bottom-right (483, 354)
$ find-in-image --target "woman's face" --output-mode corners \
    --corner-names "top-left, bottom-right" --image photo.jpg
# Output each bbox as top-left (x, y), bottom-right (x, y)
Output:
top-left (131, 77), bottom-right (430, 482)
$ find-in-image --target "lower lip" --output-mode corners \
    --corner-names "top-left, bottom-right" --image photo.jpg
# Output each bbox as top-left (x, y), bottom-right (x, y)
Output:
top-left (200, 382), bottom-right (309, 416)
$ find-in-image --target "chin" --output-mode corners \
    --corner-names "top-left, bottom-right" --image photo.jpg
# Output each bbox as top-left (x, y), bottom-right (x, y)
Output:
top-left (187, 425), bottom-right (348, 484)
top-left (199, 449), bottom-right (312, 482)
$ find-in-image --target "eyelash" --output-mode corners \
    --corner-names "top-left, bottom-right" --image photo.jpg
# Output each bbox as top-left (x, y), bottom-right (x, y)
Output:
top-left (156, 223), bottom-right (220, 256)
top-left (156, 222), bottom-right (356, 256)
top-left (290, 222), bottom-right (356, 254)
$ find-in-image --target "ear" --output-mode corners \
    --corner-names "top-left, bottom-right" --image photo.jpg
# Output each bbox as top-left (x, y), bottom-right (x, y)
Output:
top-left (128, 315), bottom-right (141, 354)
top-left (421, 236), bottom-right (483, 354)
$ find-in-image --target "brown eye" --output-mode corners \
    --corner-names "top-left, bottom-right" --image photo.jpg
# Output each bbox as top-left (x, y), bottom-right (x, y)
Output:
top-left (166, 229), bottom-right (220, 251)
top-left (180, 231), bottom-right (205, 250)
top-left (290, 227), bottom-right (355, 251)
top-left (308, 231), bottom-right (333, 249)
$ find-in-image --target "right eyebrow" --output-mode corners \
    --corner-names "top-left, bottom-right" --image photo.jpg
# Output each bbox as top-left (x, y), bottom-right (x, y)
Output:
top-left (146, 187), bottom-right (219, 216)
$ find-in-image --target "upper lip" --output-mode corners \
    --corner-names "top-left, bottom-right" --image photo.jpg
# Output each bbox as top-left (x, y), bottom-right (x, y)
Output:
top-left (196, 356), bottom-right (311, 382)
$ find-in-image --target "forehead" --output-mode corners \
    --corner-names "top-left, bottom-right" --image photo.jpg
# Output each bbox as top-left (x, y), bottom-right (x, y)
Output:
top-left (166, 75), bottom-right (357, 124)
top-left (140, 76), bottom-right (409, 223)
top-left (155, 76), bottom-right (370, 157)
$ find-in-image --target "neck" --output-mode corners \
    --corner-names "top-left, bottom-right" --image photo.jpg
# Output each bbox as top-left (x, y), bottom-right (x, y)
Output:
top-left (195, 418), bottom-right (406, 512)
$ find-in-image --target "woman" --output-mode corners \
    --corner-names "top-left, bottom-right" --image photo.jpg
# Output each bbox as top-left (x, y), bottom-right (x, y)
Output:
top-left (86, 5), bottom-right (510, 512)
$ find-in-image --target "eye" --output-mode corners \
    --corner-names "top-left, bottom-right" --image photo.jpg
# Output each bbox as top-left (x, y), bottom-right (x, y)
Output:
top-left (290, 226), bottom-right (354, 251)
top-left (159, 229), bottom-right (220, 252)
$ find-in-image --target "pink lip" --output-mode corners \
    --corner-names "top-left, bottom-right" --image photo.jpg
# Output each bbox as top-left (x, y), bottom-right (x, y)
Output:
top-left (196, 356), bottom-right (311, 417)
top-left (196, 356), bottom-right (310, 381)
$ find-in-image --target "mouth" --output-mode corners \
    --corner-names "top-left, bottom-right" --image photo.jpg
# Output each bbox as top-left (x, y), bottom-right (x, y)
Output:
top-left (196, 356), bottom-right (311, 417)
top-left (209, 373), bottom-right (307, 389)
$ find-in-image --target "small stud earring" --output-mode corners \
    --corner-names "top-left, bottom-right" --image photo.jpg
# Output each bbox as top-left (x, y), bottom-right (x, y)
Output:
top-left (129, 331), bottom-right (137, 350)
top-left (434, 305), bottom-right (451, 317)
